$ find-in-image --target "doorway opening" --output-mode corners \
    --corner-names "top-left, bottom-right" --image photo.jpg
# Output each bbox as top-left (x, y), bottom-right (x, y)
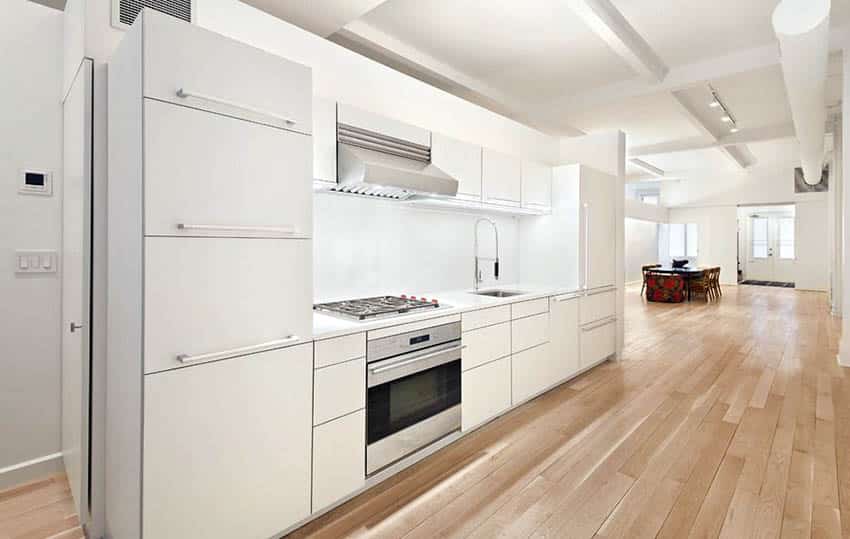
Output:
top-left (737, 204), bottom-right (796, 287)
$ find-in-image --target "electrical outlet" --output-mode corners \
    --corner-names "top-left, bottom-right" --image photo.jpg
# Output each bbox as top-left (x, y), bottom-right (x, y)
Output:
top-left (15, 250), bottom-right (57, 274)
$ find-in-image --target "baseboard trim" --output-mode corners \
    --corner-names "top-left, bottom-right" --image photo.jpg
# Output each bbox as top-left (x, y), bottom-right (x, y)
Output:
top-left (0, 452), bottom-right (63, 490)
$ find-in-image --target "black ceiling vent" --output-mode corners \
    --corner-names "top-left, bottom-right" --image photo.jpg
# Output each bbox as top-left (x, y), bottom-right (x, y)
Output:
top-left (113, 0), bottom-right (193, 29)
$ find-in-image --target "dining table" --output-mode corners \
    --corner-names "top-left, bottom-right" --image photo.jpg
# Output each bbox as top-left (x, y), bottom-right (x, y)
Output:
top-left (648, 266), bottom-right (705, 302)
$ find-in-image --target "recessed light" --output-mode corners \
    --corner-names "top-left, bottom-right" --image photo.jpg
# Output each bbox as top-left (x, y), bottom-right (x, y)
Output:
top-left (730, 127), bottom-right (739, 133)
top-left (721, 116), bottom-right (732, 123)
top-left (709, 101), bottom-right (721, 108)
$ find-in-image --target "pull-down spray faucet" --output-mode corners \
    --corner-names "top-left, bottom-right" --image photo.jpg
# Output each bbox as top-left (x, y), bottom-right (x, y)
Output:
top-left (473, 218), bottom-right (500, 291)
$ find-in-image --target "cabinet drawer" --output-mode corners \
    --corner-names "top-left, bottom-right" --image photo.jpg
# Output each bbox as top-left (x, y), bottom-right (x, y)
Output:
top-left (580, 289), bottom-right (616, 325)
top-left (512, 313), bottom-right (549, 353)
top-left (143, 237), bottom-right (312, 374)
top-left (462, 322), bottom-right (510, 371)
top-left (143, 10), bottom-right (311, 134)
top-left (144, 100), bottom-right (312, 238)
top-left (314, 358), bottom-right (366, 425)
top-left (511, 298), bottom-right (549, 320)
top-left (315, 332), bottom-right (366, 369)
top-left (143, 343), bottom-right (313, 539)
top-left (313, 410), bottom-right (365, 512)
top-left (462, 356), bottom-right (511, 431)
top-left (512, 343), bottom-right (553, 405)
top-left (580, 319), bottom-right (616, 368)
top-left (462, 305), bottom-right (511, 332)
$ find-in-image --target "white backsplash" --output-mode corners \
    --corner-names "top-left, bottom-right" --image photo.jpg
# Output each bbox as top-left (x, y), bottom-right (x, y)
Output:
top-left (313, 193), bottom-right (520, 301)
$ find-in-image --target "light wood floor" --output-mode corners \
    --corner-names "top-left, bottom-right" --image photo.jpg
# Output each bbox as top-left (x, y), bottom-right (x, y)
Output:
top-left (2, 284), bottom-right (845, 538)
top-left (0, 474), bottom-right (83, 539)
top-left (291, 283), bottom-right (848, 539)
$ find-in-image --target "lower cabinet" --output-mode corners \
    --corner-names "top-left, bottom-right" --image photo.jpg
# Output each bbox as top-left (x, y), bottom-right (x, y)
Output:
top-left (462, 356), bottom-right (511, 431)
top-left (580, 318), bottom-right (616, 368)
top-left (142, 343), bottom-right (313, 539)
top-left (312, 409), bottom-right (366, 511)
top-left (511, 343), bottom-right (552, 405)
top-left (550, 295), bottom-right (580, 382)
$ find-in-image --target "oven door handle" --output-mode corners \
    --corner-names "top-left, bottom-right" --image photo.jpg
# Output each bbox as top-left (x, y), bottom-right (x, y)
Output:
top-left (369, 344), bottom-right (465, 377)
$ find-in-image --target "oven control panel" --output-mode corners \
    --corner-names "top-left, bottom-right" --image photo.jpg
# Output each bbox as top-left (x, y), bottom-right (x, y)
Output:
top-left (367, 321), bottom-right (461, 362)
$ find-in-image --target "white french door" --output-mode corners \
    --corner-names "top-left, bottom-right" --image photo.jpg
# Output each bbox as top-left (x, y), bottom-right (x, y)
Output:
top-left (746, 214), bottom-right (795, 283)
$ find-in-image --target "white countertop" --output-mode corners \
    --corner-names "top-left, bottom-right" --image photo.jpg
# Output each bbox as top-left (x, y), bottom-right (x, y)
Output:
top-left (312, 284), bottom-right (582, 340)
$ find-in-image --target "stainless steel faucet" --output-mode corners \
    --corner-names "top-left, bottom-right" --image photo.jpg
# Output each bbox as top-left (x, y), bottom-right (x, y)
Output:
top-left (474, 217), bottom-right (500, 291)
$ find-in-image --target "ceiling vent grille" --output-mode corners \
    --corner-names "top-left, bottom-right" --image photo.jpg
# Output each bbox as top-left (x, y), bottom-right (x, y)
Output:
top-left (112, 0), bottom-right (193, 30)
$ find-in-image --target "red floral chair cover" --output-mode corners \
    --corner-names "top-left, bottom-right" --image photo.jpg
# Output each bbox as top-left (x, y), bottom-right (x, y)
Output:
top-left (646, 273), bottom-right (685, 303)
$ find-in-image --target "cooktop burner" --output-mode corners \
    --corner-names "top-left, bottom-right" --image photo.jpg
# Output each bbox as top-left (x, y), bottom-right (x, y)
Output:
top-left (314, 295), bottom-right (443, 321)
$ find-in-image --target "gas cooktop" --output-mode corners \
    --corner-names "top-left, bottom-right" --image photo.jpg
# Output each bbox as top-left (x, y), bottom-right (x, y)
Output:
top-left (314, 295), bottom-right (443, 321)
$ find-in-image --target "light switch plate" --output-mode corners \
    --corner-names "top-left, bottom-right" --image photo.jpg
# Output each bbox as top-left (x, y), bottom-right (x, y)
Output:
top-left (15, 250), bottom-right (57, 274)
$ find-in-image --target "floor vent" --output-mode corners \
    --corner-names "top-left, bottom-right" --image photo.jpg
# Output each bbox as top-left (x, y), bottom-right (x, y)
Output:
top-left (113, 0), bottom-right (193, 30)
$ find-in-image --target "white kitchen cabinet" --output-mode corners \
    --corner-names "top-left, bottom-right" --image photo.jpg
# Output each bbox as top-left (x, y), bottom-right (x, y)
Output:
top-left (108, 14), bottom-right (314, 539)
top-left (511, 343), bottom-right (552, 405)
top-left (482, 148), bottom-right (521, 206)
top-left (143, 237), bottom-right (312, 374)
top-left (580, 288), bottom-right (616, 325)
top-left (462, 305), bottom-right (511, 332)
top-left (312, 410), bottom-right (366, 512)
top-left (462, 356), bottom-right (511, 431)
top-left (144, 99), bottom-right (312, 238)
top-left (581, 318), bottom-right (616, 368)
top-left (142, 10), bottom-right (311, 134)
top-left (143, 344), bottom-right (313, 539)
top-left (550, 294), bottom-right (581, 382)
top-left (521, 161), bottom-right (552, 210)
top-left (431, 133), bottom-right (482, 199)
top-left (314, 357), bottom-right (366, 425)
top-left (511, 298), bottom-right (549, 320)
top-left (313, 97), bottom-right (337, 184)
top-left (314, 332), bottom-right (366, 369)
top-left (579, 166), bottom-right (617, 291)
top-left (462, 321), bottom-right (510, 371)
top-left (511, 313), bottom-right (549, 354)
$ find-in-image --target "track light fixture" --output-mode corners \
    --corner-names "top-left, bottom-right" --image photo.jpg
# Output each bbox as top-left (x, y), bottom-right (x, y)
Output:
top-left (708, 84), bottom-right (739, 134)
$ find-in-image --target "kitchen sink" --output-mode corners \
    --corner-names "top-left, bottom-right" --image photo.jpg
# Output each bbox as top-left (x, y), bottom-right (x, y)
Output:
top-left (470, 289), bottom-right (527, 298)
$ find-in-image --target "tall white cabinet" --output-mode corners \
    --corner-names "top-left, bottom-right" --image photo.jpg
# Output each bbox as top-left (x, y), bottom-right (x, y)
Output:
top-left (107, 12), bottom-right (314, 539)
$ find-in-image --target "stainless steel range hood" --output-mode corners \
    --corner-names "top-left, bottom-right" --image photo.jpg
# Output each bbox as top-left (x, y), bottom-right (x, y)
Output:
top-left (335, 122), bottom-right (458, 200)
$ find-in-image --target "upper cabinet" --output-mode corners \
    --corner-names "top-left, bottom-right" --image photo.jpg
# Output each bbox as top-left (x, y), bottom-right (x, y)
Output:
top-left (142, 10), bottom-right (311, 135)
top-left (431, 133), bottom-right (482, 200)
top-left (482, 149), bottom-right (521, 207)
top-left (578, 166), bottom-right (617, 290)
top-left (521, 161), bottom-right (552, 210)
top-left (313, 97), bottom-right (337, 184)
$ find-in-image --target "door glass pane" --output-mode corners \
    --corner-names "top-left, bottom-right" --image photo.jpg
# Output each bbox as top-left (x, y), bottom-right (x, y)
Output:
top-left (752, 217), bottom-right (768, 259)
top-left (686, 223), bottom-right (698, 257)
top-left (669, 224), bottom-right (685, 257)
top-left (641, 195), bottom-right (659, 205)
top-left (779, 217), bottom-right (795, 259)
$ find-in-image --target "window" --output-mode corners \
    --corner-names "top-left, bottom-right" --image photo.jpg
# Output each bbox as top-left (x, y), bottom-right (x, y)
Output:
top-left (751, 217), bottom-right (768, 259)
top-left (778, 217), bottom-right (795, 259)
top-left (640, 194), bottom-right (659, 206)
top-left (668, 223), bottom-right (698, 258)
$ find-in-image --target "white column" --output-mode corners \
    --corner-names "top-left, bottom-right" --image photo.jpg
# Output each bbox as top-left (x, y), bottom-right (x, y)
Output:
top-left (837, 51), bottom-right (850, 367)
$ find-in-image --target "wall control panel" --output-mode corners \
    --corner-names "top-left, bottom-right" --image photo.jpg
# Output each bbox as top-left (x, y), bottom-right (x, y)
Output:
top-left (19, 169), bottom-right (53, 196)
top-left (15, 250), bottom-right (58, 274)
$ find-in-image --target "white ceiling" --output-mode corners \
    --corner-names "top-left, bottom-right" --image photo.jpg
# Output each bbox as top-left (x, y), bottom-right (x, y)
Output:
top-left (243, 0), bottom-right (847, 187)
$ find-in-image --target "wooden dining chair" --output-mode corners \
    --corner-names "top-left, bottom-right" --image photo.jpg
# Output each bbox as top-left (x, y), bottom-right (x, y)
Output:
top-left (710, 267), bottom-right (722, 299)
top-left (640, 264), bottom-right (661, 297)
top-left (689, 269), bottom-right (711, 301)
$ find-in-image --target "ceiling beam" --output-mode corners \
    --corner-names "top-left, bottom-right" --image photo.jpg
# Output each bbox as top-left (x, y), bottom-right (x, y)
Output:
top-left (565, 0), bottom-right (668, 82)
top-left (630, 123), bottom-right (796, 156)
top-left (332, 20), bottom-right (587, 136)
top-left (629, 158), bottom-right (665, 177)
top-left (241, 0), bottom-right (391, 37)
top-left (527, 23), bottom-right (850, 117)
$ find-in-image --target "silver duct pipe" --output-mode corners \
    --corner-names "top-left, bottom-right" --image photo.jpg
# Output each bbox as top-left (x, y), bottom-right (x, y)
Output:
top-left (772, 0), bottom-right (831, 185)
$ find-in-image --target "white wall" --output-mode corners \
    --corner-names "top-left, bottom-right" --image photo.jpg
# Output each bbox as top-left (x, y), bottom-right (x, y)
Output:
top-left (625, 198), bottom-right (668, 223)
top-left (796, 200), bottom-right (830, 290)
top-left (196, 0), bottom-right (558, 164)
top-left (0, 1), bottom-right (64, 485)
top-left (668, 207), bottom-right (739, 285)
top-left (624, 219), bottom-right (659, 283)
top-left (314, 195), bottom-right (519, 299)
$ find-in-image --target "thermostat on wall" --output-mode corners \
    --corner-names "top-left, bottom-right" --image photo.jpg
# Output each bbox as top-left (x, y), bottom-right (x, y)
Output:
top-left (19, 169), bottom-right (52, 196)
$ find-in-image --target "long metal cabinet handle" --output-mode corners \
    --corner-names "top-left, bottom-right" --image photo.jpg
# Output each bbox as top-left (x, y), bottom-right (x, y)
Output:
top-left (586, 285), bottom-right (616, 296)
top-left (177, 335), bottom-right (301, 364)
top-left (583, 202), bottom-right (590, 291)
top-left (176, 88), bottom-right (297, 126)
top-left (581, 317), bottom-right (617, 332)
top-left (553, 293), bottom-right (583, 302)
top-left (369, 345), bottom-right (465, 375)
top-left (176, 223), bottom-right (310, 239)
